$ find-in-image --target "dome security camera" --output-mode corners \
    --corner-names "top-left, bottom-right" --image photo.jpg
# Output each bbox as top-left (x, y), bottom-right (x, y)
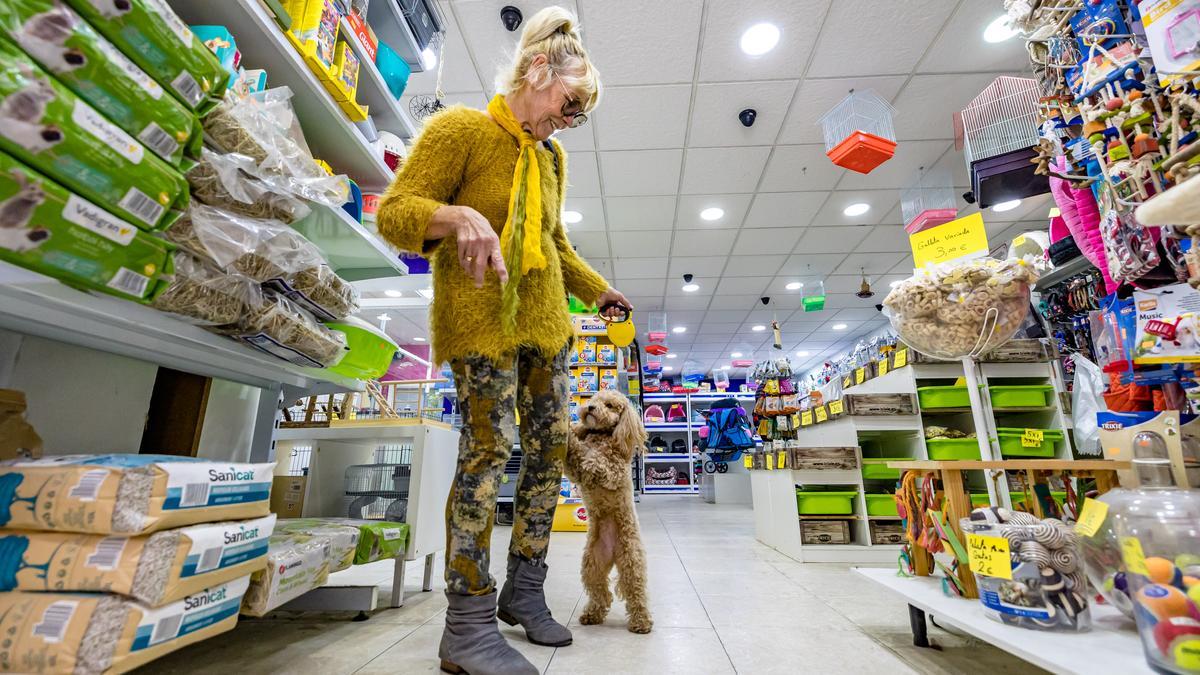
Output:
top-left (683, 273), bottom-right (694, 283)
top-left (500, 6), bottom-right (523, 32)
top-left (739, 109), bottom-right (757, 127)
top-left (962, 190), bottom-right (977, 205)
top-left (760, 296), bottom-right (770, 305)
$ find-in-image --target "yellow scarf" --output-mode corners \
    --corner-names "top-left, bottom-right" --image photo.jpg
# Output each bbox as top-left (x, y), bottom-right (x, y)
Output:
top-left (488, 94), bottom-right (547, 332)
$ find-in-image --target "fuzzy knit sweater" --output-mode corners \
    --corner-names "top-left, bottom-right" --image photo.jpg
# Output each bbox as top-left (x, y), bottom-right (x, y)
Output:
top-left (376, 105), bottom-right (610, 364)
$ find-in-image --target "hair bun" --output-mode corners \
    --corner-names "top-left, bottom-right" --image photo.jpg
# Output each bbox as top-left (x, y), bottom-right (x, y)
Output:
top-left (520, 5), bottom-right (580, 48)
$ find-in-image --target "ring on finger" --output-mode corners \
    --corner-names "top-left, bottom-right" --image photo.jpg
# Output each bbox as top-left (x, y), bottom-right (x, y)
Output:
top-left (466, 256), bottom-right (474, 263)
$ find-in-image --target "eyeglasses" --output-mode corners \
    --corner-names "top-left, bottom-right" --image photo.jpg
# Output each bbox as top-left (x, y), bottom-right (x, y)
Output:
top-left (554, 73), bottom-right (587, 129)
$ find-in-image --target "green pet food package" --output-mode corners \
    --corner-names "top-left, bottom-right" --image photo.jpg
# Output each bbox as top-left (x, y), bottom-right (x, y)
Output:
top-left (62, 0), bottom-right (229, 114)
top-left (0, 149), bottom-right (173, 302)
top-left (0, 0), bottom-right (201, 167)
top-left (0, 40), bottom-right (188, 230)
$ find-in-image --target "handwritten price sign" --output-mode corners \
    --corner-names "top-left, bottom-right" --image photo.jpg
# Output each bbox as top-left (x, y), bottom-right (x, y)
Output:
top-left (910, 212), bottom-right (989, 268)
top-left (966, 533), bottom-right (1012, 580)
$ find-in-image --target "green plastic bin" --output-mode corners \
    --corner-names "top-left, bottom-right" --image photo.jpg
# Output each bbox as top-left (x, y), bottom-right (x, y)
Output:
top-left (989, 384), bottom-right (1054, 409)
top-left (970, 491), bottom-right (1067, 508)
top-left (917, 385), bottom-right (971, 409)
top-left (795, 489), bottom-right (858, 515)
top-left (326, 317), bottom-right (399, 379)
top-left (996, 427), bottom-right (1064, 458)
top-left (865, 493), bottom-right (898, 517)
top-left (861, 458), bottom-right (908, 480)
top-left (925, 437), bottom-right (982, 460)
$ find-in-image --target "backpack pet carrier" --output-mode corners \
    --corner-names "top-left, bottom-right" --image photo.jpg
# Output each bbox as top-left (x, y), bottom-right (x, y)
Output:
top-left (698, 398), bottom-right (755, 473)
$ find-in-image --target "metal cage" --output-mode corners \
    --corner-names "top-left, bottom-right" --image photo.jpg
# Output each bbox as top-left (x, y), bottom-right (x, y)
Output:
top-left (900, 167), bottom-right (958, 233)
top-left (960, 76), bottom-right (1042, 166)
top-left (817, 89), bottom-right (897, 151)
top-left (344, 462), bottom-right (412, 521)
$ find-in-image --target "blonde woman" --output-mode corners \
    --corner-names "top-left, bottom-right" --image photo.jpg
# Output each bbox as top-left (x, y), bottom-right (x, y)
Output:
top-left (377, 7), bottom-right (628, 674)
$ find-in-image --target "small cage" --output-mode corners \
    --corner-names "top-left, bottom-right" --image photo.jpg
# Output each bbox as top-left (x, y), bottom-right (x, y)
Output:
top-left (961, 76), bottom-right (1041, 166)
top-left (817, 89), bottom-right (897, 174)
top-left (344, 462), bottom-right (411, 521)
top-left (901, 168), bottom-right (958, 234)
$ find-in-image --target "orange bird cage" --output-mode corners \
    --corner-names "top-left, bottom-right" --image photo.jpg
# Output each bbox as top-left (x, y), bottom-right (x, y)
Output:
top-left (818, 89), bottom-right (897, 174)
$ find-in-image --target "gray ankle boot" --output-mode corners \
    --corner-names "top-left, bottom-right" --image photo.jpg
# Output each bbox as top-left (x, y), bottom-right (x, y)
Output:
top-left (439, 590), bottom-right (538, 675)
top-left (497, 555), bottom-right (573, 647)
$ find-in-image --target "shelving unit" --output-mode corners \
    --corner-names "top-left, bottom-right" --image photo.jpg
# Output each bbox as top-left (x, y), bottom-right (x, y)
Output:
top-left (642, 390), bottom-right (757, 495)
top-left (338, 18), bottom-right (418, 140)
top-left (293, 203), bottom-right (408, 281)
top-left (366, 0), bottom-right (432, 72)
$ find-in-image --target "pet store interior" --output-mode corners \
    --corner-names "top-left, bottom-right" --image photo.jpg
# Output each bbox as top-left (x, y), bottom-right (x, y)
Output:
top-left (3, 0), bottom-right (1200, 673)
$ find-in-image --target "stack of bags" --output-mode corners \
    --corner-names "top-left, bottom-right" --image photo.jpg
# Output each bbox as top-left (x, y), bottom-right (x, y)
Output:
top-left (0, 454), bottom-right (276, 674)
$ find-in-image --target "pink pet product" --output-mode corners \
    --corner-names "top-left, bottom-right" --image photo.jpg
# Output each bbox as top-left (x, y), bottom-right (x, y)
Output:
top-left (1049, 156), bottom-right (1119, 292)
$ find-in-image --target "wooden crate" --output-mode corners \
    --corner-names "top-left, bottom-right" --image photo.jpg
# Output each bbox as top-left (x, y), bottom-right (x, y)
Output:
top-left (869, 520), bottom-right (905, 545)
top-left (844, 393), bottom-right (917, 416)
top-left (790, 445), bottom-right (858, 471)
top-left (800, 520), bottom-right (852, 544)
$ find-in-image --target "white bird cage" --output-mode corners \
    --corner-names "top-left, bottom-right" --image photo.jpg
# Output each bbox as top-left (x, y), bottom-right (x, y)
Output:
top-left (901, 167), bottom-right (958, 234)
top-left (960, 76), bottom-right (1042, 166)
top-left (817, 89), bottom-right (897, 174)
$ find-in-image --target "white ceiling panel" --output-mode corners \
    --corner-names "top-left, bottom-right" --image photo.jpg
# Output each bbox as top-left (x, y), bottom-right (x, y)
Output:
top-left (667, 294), bottom-right (714, 310)
top-left (609, 230), bottom-right (672, 254)
top-left (676, 194), bottom-right (754, 229)
top-left (918, 2), bottom-right (1032, 74)
top-left (777, 77), bottom-right (907, 145)
top-left (732, 228), bottom-right (803, 256)
top-left (557, 125), bottom-right (595, 152)
top-left (578, 0), bottom-right (704, 86)
top-left (794, 226), bottom-right (870, 254)
top-left (613, 257), bottom-right (669, 278)
top-left (670, 229), bottom-right (738, 257)
top-left (891, 73), bottom-right (1008, 142)
top-left (615, 278), bottom-right (667, 296)
top-left (563, 197), bottom-right (605, 231)
top-left (834, 251), bottom-right (908, 275)
top-left (758, 145), bottom-right (845, 192)
top-left (667, 256), bottom-right (727, 281)
top-left (744, 192), bottom-right (827, 228)
top-left (707, 295), bottom-right (762, 310)
top-left (599, 150), bottom-right (683, 196)
top-left (723, 255), bottom-right (788, 278)
top-left (569, 231), bottom-right (610, 258)
top-left (680, 146), bottom-right (771, 194)
top-left (836, 141), bottom-right (953, 191)
top-left (821, 275), bottom-right (870, 295)
top-left (605, 196), bottom-right (676, 231)
top-left (451, 0), bottom-right (579, 84)
top-left (856, 224), bottom-right (912, 254)
top-left (781, 253), bottom-right (844, 276)
top-left (586, 258), bottom-right (612, 278)
top-left (715, 276), bottom-right (774, 296)
top-left (812, 190), bottom-right (902, 225)
top-left (594, 85), bottom-right (692, 150)
top-left (834, 307), bottom-right (886, 321)
top-left (697, 0), bottom-right (831, 82)
top-left (806, 0), bottom-right (958, 78)
top-left (688, 81), bottom-right (799, 147)
top-left (567, 152), bottom-right (602, 197)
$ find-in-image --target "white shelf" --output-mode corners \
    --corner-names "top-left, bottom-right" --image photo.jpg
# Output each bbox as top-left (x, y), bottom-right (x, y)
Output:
top-left (1034, 255), bottom-right (1095, 290)
top-left (644, 422), bottom-right (690, 432)
top-left (0, 261), bottom-right (361, 392)
top-left (169, 0), bottom-right (395, 191)
top-left (338, 18), bottom-right (418, 140)
top-left (644, 391), bottom-right (753, 402)
top-left (645, 453), bottom-right (693, 462)
top-left (642, 484), bottom-right (698, 493)
top-left (366, 0), bottom-right (428, 72)
top-left (292, 203), bottom-right (406, 281)
top-left (856, 567), bottom-right (1149, 675)
top-left (849, 415), bottom-right (923, 431)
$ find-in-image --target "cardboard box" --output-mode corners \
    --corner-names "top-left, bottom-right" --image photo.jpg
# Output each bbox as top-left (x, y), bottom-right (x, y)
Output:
top-left (271, 475), bottom-right (308, 518)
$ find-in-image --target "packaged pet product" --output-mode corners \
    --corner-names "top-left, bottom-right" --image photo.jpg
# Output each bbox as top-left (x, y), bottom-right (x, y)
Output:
top-left (240, 529), bottom-right (331, 616)
top-left (577, 335), bottom-right (597, 364)
top-left (0, 454), bottom-right (275, 535)
top-left (189, 25), bottom-right (239, 78)
top-left (332, 40), bottom-right (360, 101)
top-left (273, 518), bottom-right (360, 572)
top-left (0, 150), bottom-right (174, 302)
top-left (186, 149), bottom-right (311, 225)
top-left (0, 575), bottom-right (249, 674)
top-left (599, 368), bottom-right (618, 391)
top-left (0, 514), bottom-right (274, 606)
top-left (1099, 411), bottom-right (1193, 488)
top-left (0, 389), bottom-right (41, 460)
top-left (0, 41), bottom-right (188, 231)
top-left (217, 292), bottom-right (349, 368)
top-left (577, 366), bottom-right (598, 393)
top-left (569, 370), bottom-right (578, 393)
top-left (283, 0), bottom-right (340, 72)
top-left (1132, 283), bottom-right (1200, 364)
top-left (61, 0), bottom-right (230, 113)
top-left (151, 251), bottom-right (260, 326)
top-left (569, 397), bottom-right (580, 423)
top-left (597, 342), bottom-right (616, 365)
top-left (0, 0), bottom-right (201, 167)
top-left (347, 519), bottom-right (407, 564)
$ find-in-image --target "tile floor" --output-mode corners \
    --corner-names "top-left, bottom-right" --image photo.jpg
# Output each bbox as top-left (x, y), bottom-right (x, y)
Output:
top-left (144, 496), bottom-right (1043, 674)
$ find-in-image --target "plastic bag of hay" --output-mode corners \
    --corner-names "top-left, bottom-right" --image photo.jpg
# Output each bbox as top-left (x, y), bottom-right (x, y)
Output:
top-left (240, 531), bottom-right (331, 617)
top-left (165, 203), bottom-right (359, 320)
top-left (0, 0), bottom-right (202, 167)
top-left (273, 518), bottom-right (361, 572)
top-left (151, 251), bottom-right (260, 326)
top-left (218, 293), bottom-right (348, 368)
top-left (345, 519), bottom-right (408, 564)
top-left (0, 150), bottom-right (174, 302)
top-left (0, 389), bottom-right (41, 461)
top-left (0, 575), bottom-right (249, 674)
top-left (0, 40), bottom-right (188, 230)
top-left (0, 514), bottom-right (275, 606)
top-left (186, 149), bottom-right (311, 224)
top-left (60, 0), bottom-right (228, 113)
top-left (0, 454), bottom-right (275, 534)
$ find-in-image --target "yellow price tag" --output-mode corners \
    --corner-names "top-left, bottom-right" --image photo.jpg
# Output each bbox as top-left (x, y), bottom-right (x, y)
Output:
top-left (766, 453), bottom-right (775, 471)
top-left (909, 212), bottom-right (990, 268)
top-left (855, 367), bottom-right (865, 384)
top-left (894, 349), bottom-right (908, 368)
top-left (815, 406), bottom-right (828, 423)
top-left (1121, 536), bottom-right (1150, 576)
top-left (966, 533), bottom-right (1012, 580)
top-left (743, 454), bottom-right (753, 469)
top-left (843, 376), bottom-right (852, 388)
top-left (877, 360), bottom-right (889, 376)
top-left (828, 399), bottom-right (844, 416)
top-left (800, 411), bottom-right (813, 426)
top-left (1021, 428), bottom-right (1044, 448)
top-left (1075, 498), bottom-right (1109, 538)
top-left (777, 451), bottom-right (787, 469)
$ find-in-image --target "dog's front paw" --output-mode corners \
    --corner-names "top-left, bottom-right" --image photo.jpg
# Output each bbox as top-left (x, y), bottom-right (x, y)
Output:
top-left (627, 614), bottom-right (653, 634)
top-left (578, 605), bottom-right (608, 625)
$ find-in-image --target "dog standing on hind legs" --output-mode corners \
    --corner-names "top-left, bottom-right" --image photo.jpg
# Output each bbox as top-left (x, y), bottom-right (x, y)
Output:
top-left (564, 388), bottom-right (652, 634)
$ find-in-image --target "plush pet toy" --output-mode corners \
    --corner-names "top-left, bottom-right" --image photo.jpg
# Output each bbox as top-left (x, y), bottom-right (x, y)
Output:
top-left (564, 389), bottom-right (652, 634)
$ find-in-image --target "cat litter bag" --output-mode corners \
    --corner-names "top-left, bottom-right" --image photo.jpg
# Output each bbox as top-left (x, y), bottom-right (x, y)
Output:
top-left (0, 0), bottom-right (202, 167)
top-left (273, 518), bottom-right (361, 572)
top-left (61, 0), bottom-right (229, 114)
top-left (240, 530), bottom-right (331, 617)
top-left (0, 455), bottom-right (275, 535)
top-left (0, 575), bottom-right (249, 674)
top-left (0, 514), bottom-right (274, 607)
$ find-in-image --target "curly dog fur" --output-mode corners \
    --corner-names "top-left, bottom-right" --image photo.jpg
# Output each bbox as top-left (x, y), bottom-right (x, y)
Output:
top-left (563, 389), bottom-right (652, 634)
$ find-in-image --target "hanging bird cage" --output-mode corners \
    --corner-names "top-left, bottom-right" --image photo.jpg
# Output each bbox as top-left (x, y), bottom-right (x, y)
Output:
top-left (961, 76), bottom-right (1042, 165)
top-left (901, 167), bottom-right (958, 234)
top-left (817, 89), bottom-right (898, 174)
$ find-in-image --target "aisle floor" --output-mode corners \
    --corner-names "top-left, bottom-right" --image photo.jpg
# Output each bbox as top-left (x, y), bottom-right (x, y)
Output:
top-left (145, 496), bottom-right (1042, 674)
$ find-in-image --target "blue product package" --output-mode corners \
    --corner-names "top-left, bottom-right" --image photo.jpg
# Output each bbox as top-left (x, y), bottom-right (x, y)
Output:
top-left (375, 41), bottom-right (411, 99)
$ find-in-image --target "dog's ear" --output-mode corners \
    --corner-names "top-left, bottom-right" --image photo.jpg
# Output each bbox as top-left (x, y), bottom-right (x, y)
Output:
top-left (614, 397), bottom-right (647, 458)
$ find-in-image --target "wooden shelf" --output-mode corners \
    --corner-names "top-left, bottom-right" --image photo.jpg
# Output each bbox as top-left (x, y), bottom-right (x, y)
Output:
top-left (886, 459), bottom-right (1130, 471)
top-left (867, 515), bottom-right (903, 521)
top-left (799, 514), bottom-right (861, 520)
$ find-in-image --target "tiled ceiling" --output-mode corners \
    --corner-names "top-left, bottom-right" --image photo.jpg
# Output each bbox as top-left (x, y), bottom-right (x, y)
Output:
top-left (396, 0), bottom-right (1049, 374)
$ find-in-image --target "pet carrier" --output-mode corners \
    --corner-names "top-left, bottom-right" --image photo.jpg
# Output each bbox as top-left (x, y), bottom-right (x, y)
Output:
top-left (960, 76), bottom-right (1048, 208)
top-left (644, 405), bottom-right (665, 424)
top-left (345, 462), bottom-right (411, 522)
top-left (901, 167), bottom-right (958, 234)
top-left (818, 89), bottom-right (897, 174)
top-left (699, 398), bottom-right (756, 473)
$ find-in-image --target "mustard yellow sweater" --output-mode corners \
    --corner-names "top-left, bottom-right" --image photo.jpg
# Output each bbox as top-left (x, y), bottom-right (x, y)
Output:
top-left (376, 105), bottom-right (610, 364)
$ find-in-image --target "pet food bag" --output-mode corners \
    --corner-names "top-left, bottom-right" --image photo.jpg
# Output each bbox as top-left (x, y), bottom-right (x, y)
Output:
top-left (61, 0), bottom-right (228, 113)
top-left (217, 293), bottom-right (349, 368)
top-left (151, 251), bottom-right (260, 326)
top-left (0, 514), bottom-right (275, 606)
top-left (0, 0), bottom-right (201, 167)
top-left (348, 519), bottom-right (408, 564)
top-left (240, 530), bottom-right (331, 616)
top-left (0, 150), bottom-right (174, 302)
top-left (0, 454), bottom-right (275, 535)
top-left (187, 149), bottom-right (311, 224)
top-left (273, 518), bottom-right (361, 572)
top-left (0, 41), bottom-right (188, 230)
top-left (0, 575), bottom-right (249, 674)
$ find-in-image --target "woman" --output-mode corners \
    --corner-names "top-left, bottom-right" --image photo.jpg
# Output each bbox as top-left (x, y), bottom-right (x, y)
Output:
top-left (376, 7), bottom-right (628, 675)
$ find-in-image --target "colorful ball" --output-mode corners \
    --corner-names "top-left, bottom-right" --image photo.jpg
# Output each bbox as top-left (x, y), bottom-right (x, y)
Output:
top-left (1152, 617), bottom-right (1200, 656)
top-left (1139, 584), bottom-right (1192, 622)
top-left (1189, 585), bottom-right (1200, 621)
top-left (1146, 557), bottom-right (1184, 587)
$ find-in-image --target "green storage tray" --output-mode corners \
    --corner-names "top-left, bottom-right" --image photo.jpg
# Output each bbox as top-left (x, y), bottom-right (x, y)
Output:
top-left (795, 489), bottom-right (858, 515)
top-left (925, 437), bottom-right (982, 460)
top-left (326, 317), bottom-right (399, 379)
top-left (970, 491), bottom-right (1067, 508)
top-left (865, 493), bottom-right (898, 517)
top-left (917, 385), bottom-right (971, 409)
top-left (996, 428), bottom-right (1064, 458)
top-left (861, 458), bottom-right (908, 480)
top-left (989, 384), bottom-right (1054, 409)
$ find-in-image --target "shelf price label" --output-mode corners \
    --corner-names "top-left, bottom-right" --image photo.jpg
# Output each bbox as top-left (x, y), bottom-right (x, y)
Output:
top-left (814, 406), bottom-right (828, 423)
top-left (743, 454), bottom-right (753, 469)
top-left (790, 412), bottom-right (801, 428)
top-left (877, 359), bottom-right (889, 377)
top-left (828, 399), bottom-right (844, 416)
top-left (1074, 498), bottom-right (1109, 537)
top-left (893, 349), bottom-right (908, 369)
top-left (966, 533), bottom-right (1012, 580)
top-left (800, 411), bottom-right (813, 426)
top-left (777, 450), bottom-right (787, 469)
top-left (855, 367), bottom-right (866, 384)
top-left (766, 453), bottom-right (775, 471)
top-left (842, 375), bottom-right (852, 388)
top-left (1021, 428), bottom-right (1044, 448)
top-left (910, 212), bottom-right (989, 268)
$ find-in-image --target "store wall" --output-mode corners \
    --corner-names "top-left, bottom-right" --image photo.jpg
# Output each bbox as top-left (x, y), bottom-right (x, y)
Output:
top-left (195, 379), bottom-right (261, 463)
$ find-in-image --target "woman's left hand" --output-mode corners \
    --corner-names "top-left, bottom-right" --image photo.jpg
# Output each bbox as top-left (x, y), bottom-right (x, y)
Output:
top-left (597, 288), bottom-right (632, 319)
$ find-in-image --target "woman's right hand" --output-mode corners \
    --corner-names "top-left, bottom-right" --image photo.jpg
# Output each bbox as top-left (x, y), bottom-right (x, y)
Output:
top-left (431, 205), bottom-right (509, 287)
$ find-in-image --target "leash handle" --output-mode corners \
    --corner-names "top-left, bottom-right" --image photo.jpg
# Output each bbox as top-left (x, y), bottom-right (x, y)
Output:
top-left (597, 302), bottom-right (631, 324)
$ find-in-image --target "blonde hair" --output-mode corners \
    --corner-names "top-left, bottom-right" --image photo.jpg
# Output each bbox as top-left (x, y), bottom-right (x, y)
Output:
top-left (497, 6), bottom-right (601, 112)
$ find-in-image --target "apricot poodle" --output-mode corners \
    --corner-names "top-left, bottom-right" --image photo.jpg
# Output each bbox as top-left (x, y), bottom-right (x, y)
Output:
top-left (564, 388), bottom-right (652, 633)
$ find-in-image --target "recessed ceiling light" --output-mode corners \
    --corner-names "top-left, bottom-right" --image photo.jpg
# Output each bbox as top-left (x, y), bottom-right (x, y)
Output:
top-left (682, 282), bottom-right (700, 292)
top-left (672, 326), bottom-right (687, 333)
top-left (420, 47), bottom-right (437, 69)
top-left (752, 324), bottom-right (766, 332)
top-left (384, 289), bottom-right (403, 298)
top-left (832, 323), bottom-right (848, 330)
top-left (666, 353), bottom-right (677, 359)
top-left (992, 199), bottom-right (1022, 212)
top-left (700, 207), bottom-right (725, 221)
top-left (983, 14), bottom-right (1017, 43)
top-left (796, 350), bottom-right (810, 357)
top-left (843, 202), bottom-right (870, 217)
top-left (563, 210), bottom-right (583, 224)
top-left (785, 281), bottom-right (803, 291)
top-left (740, 22), bottom-right (780, 56)
top-left (663, 365), bottom-right (674, 371)
top-left (720, 365), bottom-right (731, 370)
top-left (890, 279), bottom-right (904, 288)
top-left (413, 336), bottom-right (426, 342)
top-left (731, 351), bottom-right (743, 358)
